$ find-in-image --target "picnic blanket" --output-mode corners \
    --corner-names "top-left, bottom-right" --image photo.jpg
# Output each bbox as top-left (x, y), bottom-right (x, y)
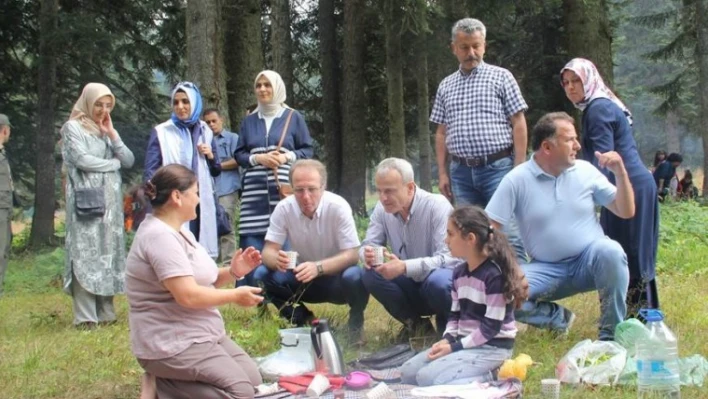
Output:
top-left (255, 383), bottom-right (419, 398)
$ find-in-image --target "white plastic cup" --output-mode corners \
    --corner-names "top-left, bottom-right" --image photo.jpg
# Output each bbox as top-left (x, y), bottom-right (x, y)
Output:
top-left (285, 251), bottom-right (298, 269)
top-left (306, 373), bottom-right (330, 398)
top-left (373, 247), bottom-right (385, 266)
top-left (541, 378), bottom-right (560, 399)
top-left (366, 382), bottom-right (396, 399)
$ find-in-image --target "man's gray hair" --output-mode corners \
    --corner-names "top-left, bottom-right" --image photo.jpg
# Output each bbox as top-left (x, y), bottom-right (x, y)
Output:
top-left (451, 18), bottom-right (486, 41)
top-left (375, 158), bottom-right (414, 184)
top-left (289, 159), bottom-right (328, 188)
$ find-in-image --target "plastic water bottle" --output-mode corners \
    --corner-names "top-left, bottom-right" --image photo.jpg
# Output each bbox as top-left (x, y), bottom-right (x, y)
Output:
top-left (636, 309), bottom-right (681, 399)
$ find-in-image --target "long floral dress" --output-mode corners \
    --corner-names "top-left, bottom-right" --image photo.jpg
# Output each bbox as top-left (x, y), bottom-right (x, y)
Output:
top-left (61, 120), bottom-right (134, 296)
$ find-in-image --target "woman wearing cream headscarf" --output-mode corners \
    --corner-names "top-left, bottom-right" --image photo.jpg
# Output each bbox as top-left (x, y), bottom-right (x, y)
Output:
top-left (61, 83), bottom-right (135, 328)
top-left (234, 70), bottom-right (313, 290)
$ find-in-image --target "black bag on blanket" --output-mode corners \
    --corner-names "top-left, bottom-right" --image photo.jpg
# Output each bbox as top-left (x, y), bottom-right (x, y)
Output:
top-left (353, 344), bottom-right (417, 370)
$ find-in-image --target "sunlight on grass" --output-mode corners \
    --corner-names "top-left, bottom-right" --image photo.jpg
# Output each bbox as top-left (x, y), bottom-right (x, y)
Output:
top-left (0, 202), bottom-right (706, 398)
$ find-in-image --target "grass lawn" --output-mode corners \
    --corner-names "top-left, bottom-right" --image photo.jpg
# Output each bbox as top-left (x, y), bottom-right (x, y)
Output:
top-left (1, 201), bottom-right (707, 398)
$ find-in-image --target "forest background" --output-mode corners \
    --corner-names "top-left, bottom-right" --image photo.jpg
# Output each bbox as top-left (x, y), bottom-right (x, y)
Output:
top-left (1, 0), bottom-right (707, 248)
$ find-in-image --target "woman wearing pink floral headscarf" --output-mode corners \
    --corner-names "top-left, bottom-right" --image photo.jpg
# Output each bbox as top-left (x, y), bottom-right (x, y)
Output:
top-left (561, 58), bottom-right (659, 318)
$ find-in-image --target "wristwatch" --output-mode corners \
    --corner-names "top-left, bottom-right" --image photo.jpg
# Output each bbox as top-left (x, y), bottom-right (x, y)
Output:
top-left (316, 261), bottom-right (324, 276)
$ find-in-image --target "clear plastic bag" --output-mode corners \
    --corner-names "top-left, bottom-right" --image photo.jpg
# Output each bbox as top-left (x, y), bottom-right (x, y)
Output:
top-left (555, 339), bottom-right (627, 385)
top-left (257, 327), bottom-right (315, 380)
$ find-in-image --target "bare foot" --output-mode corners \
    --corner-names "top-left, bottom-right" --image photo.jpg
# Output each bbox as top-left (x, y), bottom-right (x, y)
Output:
top-left (139, 372), bottom-right (156, 399)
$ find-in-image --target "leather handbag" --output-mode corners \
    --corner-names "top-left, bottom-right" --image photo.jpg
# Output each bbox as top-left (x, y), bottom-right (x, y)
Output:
top-left (273, 109), bottom-right (295, 200)
top-left (75, 187), bottom-right (106, 217)
top-left (70, 137), bottom-right (110, 218)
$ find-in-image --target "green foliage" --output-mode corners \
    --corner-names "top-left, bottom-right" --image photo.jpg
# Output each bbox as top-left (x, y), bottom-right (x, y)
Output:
top-left (3, 247), bottom-right (64, 294)
top-left (0, 0), bottom-right (185, 202)
top-left (628, 0), bottom-right (701, 137)
top-left (614, 0), bottom-right (702, 165)
top-left (355, 214), bottom-right (371, 241)
top-left (656, 201), bottom-right (708, 274)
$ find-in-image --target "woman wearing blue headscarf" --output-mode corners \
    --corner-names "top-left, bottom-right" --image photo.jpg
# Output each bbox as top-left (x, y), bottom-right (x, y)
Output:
top-left (144, 82), bottom-right (221, 258)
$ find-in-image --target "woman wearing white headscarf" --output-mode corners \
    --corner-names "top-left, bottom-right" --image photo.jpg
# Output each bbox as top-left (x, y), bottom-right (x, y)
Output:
top-left (234, 70), bottom-right (313, 288)
top-left (144, 81), bottom-right (221, 258)
top-left (61, 83), bottom-right (135, 328)
top-left (561, 58), bottom-right (659, 316)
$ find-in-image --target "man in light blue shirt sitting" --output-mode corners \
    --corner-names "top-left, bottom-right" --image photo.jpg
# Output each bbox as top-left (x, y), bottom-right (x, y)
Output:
top-left (361, 158), bottom-right (457, 339)
top-left (485, 112), bottom-right (635, 341)
top-left (203, 108), bottom-right (241, 262)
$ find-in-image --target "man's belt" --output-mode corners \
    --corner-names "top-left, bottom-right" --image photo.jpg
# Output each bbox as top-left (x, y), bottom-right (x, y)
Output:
top-left (450, 147), bottom-right (513, 168)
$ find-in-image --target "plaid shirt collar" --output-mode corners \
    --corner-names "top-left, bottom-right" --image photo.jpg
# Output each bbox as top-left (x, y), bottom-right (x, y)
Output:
top-left (457, 61), bottom-right (488, 77)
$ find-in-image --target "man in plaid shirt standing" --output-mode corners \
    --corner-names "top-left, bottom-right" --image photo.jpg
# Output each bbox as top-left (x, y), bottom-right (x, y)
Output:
top-left (432, 18), bottom-right (528, 261)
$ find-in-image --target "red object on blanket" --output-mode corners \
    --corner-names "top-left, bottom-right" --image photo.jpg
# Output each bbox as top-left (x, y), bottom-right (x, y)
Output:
top-left (278, 372), bottom-right (346, 394)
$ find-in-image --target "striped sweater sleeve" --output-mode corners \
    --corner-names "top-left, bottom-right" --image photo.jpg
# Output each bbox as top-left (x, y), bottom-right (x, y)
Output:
top-left (452, 273), bottom-right (506, 351)
top-left (443, 274), bottom-right (460, 343)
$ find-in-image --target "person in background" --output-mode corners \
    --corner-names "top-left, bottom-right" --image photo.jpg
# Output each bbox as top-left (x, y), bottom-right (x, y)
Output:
top-left (144, 82), bottom-right (221, 258)
top-left (653, 152), bottom-right (683, 201)
top-left (561, 57), bottom-right (660, 315)
top-left (127, 164), bottom-right (264, 399)
top-left (234, 70), bottom-right (314, 287)
top-left (651, 150), bottom-right (666, 172)
top-left (0, 113), bottom-right (14, 295)
top-left (400, 206), bottom-right (524, 386)
top-left (61, 83), bottom-right (135, 328)
top-left (203, 108), bottom-right (240, 263)
top-left (678, 169), bottom-right (698, 200)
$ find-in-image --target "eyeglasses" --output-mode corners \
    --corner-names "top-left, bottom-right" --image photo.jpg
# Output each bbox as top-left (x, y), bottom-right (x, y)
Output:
top-left (293, 186), bottom-right (322, 196)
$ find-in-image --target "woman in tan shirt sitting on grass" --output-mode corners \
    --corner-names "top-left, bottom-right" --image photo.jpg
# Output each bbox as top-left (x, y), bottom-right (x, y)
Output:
top-left (126, 164), bottom-right (264, 399)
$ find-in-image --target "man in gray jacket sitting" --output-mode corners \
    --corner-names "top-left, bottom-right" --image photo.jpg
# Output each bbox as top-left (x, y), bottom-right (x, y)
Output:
top-left (361, 158), bottom-right (457, 339)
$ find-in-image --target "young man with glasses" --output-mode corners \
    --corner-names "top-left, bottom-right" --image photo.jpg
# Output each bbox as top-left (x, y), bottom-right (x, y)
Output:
top-left (260, 160), bottom-right (368, 339)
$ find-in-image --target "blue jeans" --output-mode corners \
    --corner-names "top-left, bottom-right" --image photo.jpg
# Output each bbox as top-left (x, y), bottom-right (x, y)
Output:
top-left (262, 265), bottom-right (369, 330)
top-left (401, 345), bottom-right (512, 386)
top-left (449, 156), bottom-right (526, 262)
top-left (237, 234), bottom-right (288, 288)
top-left (514, 237), bottom-right (629, 340)
top-left (362, 268), bottom-right (452, 333)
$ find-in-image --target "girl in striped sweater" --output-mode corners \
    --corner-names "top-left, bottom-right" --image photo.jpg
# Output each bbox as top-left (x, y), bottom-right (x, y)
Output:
top-left (401, 205), bottom-right (527, 386)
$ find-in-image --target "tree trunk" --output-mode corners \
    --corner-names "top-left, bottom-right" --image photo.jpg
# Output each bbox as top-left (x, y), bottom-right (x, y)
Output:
top-left (31, 0), bottom-right (58, 247)
top-left (224, 0), bottom-right (264, 130)
top-left (697, 0), bottom-right (708, 196)
top-left (665, 111), bottom-right (680, 154)
top-left (186, 0), bottom-right (230, 122)
top-left (318, 0), bottom-right (342, 192)
top-left (562, 0), bottom-right (614, 87)
top-left (341, 0), bottom-right (367, 216)
top-left (416, 30), bottom-right (432, 191)
top-left (271, 0), bottom-right (295, 103)
top-left (385, 0), bottom-right (406, 158)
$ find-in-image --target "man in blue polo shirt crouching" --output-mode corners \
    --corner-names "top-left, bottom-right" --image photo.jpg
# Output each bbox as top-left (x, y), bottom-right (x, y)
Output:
top-left (485, 112), bottom-right (634, 341)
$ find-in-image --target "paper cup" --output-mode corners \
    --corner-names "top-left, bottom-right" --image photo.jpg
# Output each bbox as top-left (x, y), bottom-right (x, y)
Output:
top-left (306, 373), bottom-right (330, 398)
top-left (541, 378), bottom-right (560, 399)
top-left (285, 251), bottom-right (298, 269)
top-left (366, 382), bottom-right (396, 399)
top-left (373, 247), bottom-right (385, 266)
